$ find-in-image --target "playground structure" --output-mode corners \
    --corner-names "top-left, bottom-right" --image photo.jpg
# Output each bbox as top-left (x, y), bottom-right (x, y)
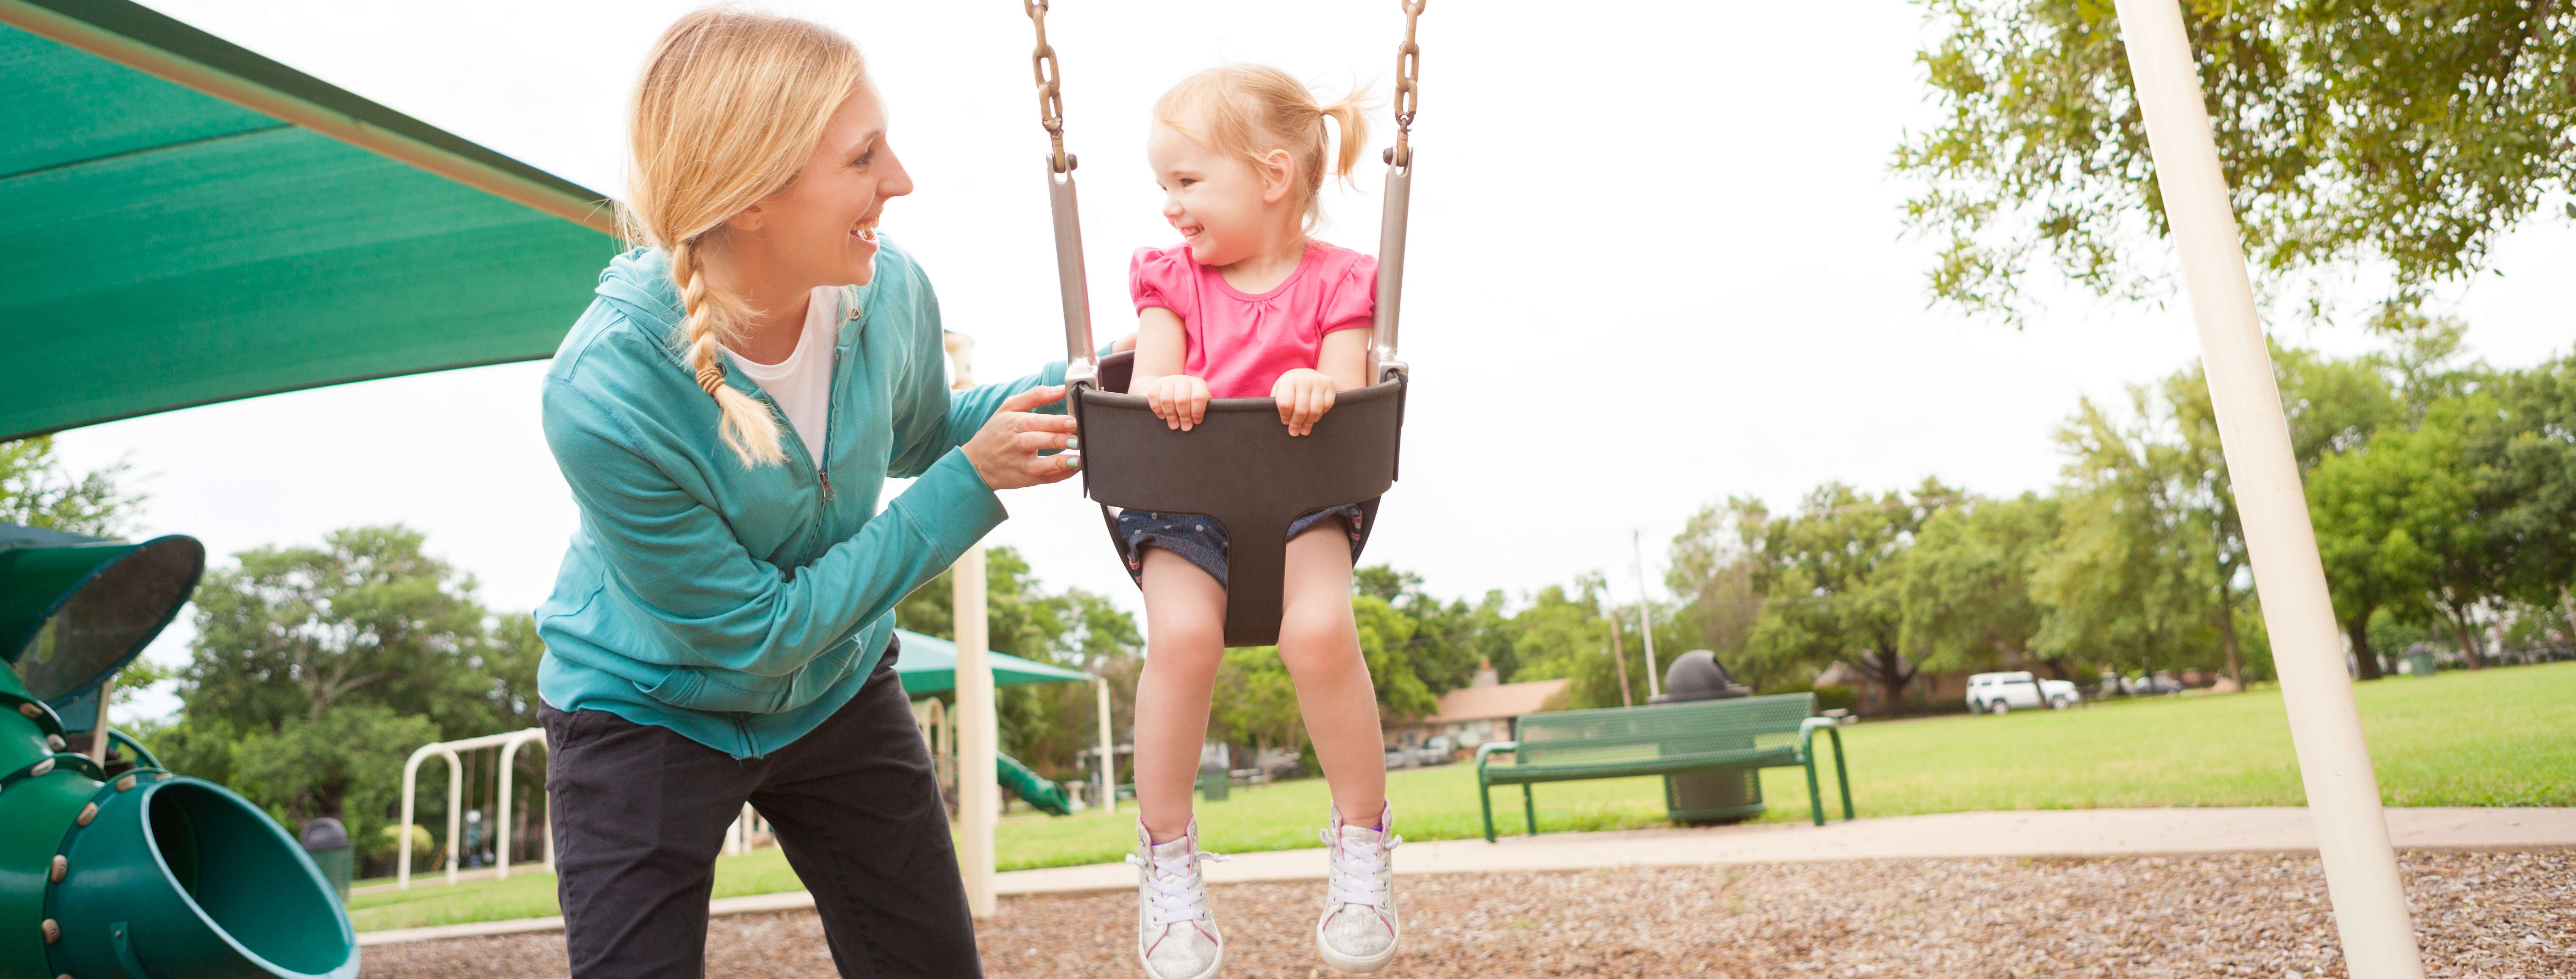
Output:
top-left (395, 729), bottom-right (551, 890)
top-left (1, 524), bottom-right (361, 978)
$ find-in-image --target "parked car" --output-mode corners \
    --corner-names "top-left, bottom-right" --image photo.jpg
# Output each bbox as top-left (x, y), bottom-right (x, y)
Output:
top-left (1382, 747), bottom-right (1411, 770)
top-left (1965, 671), bottom-right (2081, 714)
top-left (2120, 673), bottom-right (2184, 696)
top-left (1413, 735), bottom-right (1456, 767)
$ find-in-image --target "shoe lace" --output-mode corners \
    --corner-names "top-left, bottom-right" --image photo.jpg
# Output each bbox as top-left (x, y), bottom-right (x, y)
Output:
top-left (1127, 848), bottom-right (1229, 925)
top-left (1320, 828), bottom-right (1402, 908)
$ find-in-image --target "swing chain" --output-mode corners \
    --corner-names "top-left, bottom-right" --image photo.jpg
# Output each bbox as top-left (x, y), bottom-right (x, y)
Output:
top-left (1388, 0), bottom-right (1425, 168)
top-left (1025, 0), bottom-right (1072, 174)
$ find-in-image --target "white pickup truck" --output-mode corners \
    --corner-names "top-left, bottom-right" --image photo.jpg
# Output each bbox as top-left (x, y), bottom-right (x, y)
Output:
top-left (1965, 671), bottom-right (2082, 714)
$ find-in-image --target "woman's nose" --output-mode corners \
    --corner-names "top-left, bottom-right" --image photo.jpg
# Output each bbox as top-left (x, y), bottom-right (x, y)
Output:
top-left (882, 148), bottom-right (915, 199)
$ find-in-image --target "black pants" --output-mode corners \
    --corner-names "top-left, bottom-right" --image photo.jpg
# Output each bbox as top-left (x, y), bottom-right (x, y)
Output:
top-left (544, 643), bottom-right (979, 978)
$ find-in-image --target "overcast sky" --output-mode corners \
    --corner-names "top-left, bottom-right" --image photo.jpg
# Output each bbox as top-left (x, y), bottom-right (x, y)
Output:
top-left (57, 1), bottom-right (2573, 721)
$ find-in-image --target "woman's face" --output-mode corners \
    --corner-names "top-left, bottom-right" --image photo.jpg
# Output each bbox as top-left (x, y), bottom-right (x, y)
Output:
top-left (1147, 118), bottom-right (1286, 267)
top-left (733, 79), bottom-right (912, 288)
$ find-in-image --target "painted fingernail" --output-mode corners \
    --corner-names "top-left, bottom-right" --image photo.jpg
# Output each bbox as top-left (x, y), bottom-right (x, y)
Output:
top-left (1064, 455), bottom-right (1082, 469)
top-left (1066, 437), bottom-right (1080, 450)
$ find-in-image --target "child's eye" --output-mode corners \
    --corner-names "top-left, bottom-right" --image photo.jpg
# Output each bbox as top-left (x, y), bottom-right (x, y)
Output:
top-left (1177, 178), bottom-right (1196, 187)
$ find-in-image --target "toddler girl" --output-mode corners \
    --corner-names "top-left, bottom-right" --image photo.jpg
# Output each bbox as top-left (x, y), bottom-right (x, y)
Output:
top-left (1120, 65), bottom-right (1398, 978)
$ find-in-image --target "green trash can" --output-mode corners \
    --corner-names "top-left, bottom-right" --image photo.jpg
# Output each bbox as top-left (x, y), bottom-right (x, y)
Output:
top-left (2407, 649), bottom-right (2438, 678)
top-left (1197, 765), bottom-right (1230, 802)
top-left (1652, 650), bottom-right (1763, 824)
top-left (302, 818), bottom-right (355, 902)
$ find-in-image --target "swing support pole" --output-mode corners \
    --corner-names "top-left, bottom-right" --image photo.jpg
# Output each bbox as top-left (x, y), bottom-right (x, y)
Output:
top-left (2112, 1), bottom-right (2424, 973)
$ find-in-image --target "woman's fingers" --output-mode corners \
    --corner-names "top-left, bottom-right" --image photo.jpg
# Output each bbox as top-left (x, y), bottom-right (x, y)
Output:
top-left (1000, 384), bottom-right (1067, 414)
top-left (1014, 429), bottom-right (1076, 452)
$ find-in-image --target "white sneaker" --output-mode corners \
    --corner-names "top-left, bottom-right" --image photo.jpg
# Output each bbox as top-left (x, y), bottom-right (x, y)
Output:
top-left (1315, 803), bottom-right (1401, 972)
top-left (1128, 818), bottom-right (1227, 979)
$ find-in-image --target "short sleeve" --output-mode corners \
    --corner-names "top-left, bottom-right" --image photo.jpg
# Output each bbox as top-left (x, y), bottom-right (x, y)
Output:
top-left (1130, 245), bottom-right (1195, 322)
top-left (1318, 251), bottom-right (1378, 337)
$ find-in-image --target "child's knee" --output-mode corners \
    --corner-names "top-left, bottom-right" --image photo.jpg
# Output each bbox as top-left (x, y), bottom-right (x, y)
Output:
top-left (1277, 607), bottom-right (1361, 677)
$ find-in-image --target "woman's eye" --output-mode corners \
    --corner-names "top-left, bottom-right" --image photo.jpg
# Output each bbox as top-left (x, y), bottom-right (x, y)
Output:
top-left (853, 149), bottom-right (876, 167)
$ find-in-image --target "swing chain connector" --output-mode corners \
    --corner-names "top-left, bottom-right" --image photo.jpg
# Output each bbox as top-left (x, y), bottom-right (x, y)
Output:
top-left (1025, 0), bottom-right (1073, 174)
top-left (1387, 0), bottom-right (1425, 169)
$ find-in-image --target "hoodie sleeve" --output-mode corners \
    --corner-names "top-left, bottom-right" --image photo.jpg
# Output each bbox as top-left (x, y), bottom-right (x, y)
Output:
top-left (543, 376), bottom-right (1004, 677)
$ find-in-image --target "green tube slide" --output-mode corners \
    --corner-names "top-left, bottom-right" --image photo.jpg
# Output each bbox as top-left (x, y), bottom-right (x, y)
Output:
top-left (994, 752), bottom-right (1073, 816)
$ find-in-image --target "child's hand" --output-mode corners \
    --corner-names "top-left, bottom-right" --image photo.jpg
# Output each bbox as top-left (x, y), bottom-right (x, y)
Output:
top-left (1272, 368), bottom-right (1338, 437)
top-left (1147, 374), bottom-right (1211, 431)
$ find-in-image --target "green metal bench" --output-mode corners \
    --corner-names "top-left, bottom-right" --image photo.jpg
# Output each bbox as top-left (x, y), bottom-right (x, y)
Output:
top-left (1474, 693), bottom-right (1853, 841)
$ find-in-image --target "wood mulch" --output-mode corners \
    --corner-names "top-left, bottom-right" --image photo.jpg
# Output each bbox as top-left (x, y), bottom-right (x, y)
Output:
top-left (360, 850), bottom-right (2573, 977)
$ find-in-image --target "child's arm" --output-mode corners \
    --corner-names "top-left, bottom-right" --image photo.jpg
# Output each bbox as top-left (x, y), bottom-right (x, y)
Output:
top-left (1271, 328), bottom-right (1370, 437)
top-left (1127, 306), bottom-right (1211, 431)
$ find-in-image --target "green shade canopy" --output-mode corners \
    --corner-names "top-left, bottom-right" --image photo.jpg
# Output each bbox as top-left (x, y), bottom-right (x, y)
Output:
top-left (0, 0), bottom-right (619, 442)
top-left (891, 629), bottom-right (1095, 696)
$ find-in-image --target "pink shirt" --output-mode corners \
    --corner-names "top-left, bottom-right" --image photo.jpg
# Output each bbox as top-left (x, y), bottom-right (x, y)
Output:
top-left (1129, 241), bottom-right (1377, 399)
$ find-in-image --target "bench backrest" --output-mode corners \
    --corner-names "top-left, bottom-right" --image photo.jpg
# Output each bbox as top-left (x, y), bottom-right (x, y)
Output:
top-left (1501, 693), bottom-right (1816, 768)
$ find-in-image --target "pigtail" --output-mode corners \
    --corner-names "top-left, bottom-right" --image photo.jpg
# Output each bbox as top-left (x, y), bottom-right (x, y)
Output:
top-left (1319, 91), bottom-right (1371, 182)
top-left (671, 237), bottom-right (788, 468)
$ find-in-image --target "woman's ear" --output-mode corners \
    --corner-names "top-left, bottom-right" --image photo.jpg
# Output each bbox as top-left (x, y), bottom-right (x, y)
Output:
top-left (725, 204), bottom-right (766, 235)
top-left (1259, 149), bottom-right (1296, 205)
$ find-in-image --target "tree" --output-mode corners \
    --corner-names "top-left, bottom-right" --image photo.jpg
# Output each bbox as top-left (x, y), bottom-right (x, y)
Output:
top-left (1356, 564), bottom-right (1512, 694)
top-left (1899, 492), bottom-right (2064, 676)
top-left (1740, 481), bottom-right (1953, 712)
top-left (895, 546), bottom-right (1142, 779)
top-left (0, 436), bottom-right (141, 536)
top-left (1897, 0), bottom-right (2576, 325)
top-left (2165, 343), bottom-right (2401, 683)
top-left (2032, 391), bottom-right (2222, 678)
top-left (1666, 499), bottom-right (1767, 678)
top-left (2475, 353), bottom-right (2576, 633)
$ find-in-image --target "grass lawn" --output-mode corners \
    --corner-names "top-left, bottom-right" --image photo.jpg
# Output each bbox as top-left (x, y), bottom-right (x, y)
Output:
top-left (345, 659), bottom-right (2575, 931)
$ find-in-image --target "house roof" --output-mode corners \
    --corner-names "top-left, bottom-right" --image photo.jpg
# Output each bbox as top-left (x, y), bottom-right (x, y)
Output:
top-left (1422, 678), bottom-right (1571, 723)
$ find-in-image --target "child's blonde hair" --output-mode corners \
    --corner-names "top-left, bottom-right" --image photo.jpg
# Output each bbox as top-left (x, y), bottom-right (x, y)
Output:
top-left (617, 7), bottom-right (865, 468)
top-left (1155, 66), bottom-right (1369, 233)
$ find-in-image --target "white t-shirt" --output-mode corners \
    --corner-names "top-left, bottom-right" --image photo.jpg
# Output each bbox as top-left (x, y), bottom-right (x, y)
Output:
top-left (721, 286), bottom-right (844, 464)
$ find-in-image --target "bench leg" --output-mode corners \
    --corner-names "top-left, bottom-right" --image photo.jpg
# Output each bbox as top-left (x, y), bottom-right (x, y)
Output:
top-left (1480, 779), bottom-right (1496, 843)
top-left (1522, 784), bottom-right (1538, 837)
top-left (1803, 756), bottom-right (1826, 827)
top-left (1835, 745), bottom-right (1855, 821)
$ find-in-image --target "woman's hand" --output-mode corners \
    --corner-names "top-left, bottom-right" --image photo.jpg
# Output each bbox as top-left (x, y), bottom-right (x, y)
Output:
top-left (1146, 374), bottom-right (1211, 431)
top-left (965, 386), bottom-right (1082, 490)
top-left (1272, 368), bottom-right (1338, 437)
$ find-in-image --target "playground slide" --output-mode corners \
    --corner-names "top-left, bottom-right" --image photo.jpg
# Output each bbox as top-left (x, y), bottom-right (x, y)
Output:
top-left (995, 752), bottom-right (1074, 816)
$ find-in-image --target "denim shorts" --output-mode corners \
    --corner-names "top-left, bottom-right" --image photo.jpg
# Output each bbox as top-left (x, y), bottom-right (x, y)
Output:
top-left (1116, 501), bottom-right (1372, 589)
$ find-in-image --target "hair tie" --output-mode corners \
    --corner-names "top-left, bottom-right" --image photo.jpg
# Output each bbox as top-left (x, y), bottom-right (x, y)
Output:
top-left (695, 363), bottom-right (726, 395)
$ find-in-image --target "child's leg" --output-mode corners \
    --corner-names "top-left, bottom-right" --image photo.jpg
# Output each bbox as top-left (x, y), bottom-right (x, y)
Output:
top-left (1132, 549), bottom-right (1229, 842)
top-left (1276, 526), bottom-right (1386, 822)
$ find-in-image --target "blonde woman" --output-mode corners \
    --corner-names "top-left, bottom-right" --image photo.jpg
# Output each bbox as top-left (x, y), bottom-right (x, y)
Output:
top-left (533, 10), bottom-right (1107, 976)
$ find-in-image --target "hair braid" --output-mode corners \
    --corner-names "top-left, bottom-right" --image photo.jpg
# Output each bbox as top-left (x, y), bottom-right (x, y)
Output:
top-left (671, 237), bottom-right (787, 468)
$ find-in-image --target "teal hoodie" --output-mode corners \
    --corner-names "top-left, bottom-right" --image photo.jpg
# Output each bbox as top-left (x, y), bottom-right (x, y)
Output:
top-left (535, 238), bottom-right (1063, 758)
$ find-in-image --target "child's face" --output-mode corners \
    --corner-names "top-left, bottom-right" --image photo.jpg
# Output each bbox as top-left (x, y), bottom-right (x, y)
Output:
top-left (1147, 119), bottom-right (1283, 267)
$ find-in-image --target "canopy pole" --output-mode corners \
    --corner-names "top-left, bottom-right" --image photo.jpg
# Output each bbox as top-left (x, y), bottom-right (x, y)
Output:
top-left (1094, 675), bottom-right (1115, 814)
top-left (2112, 2), bottom-right (2423, 973)
top-left (948, 334), bottom-right (998, 918)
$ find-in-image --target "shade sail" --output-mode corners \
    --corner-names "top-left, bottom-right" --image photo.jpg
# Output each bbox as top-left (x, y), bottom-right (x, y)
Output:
top-left (0, 0), bottom-right (619, 442)
top-left (891, 629), bottom-right (1095, 696)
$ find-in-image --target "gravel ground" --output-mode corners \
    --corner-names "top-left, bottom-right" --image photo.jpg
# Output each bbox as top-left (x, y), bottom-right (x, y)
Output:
top-left (361, 851), bottom-right (2572, 978)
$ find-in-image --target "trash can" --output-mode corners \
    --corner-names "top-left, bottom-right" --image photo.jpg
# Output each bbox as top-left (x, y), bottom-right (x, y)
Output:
top-left (2407, 648), bottom-right (2438, 678)
top-left (1649, 650), bottom-right (1761, 824)
top-left (1197, 765), bottom-right (1230, 802)
top-left (300, 817), bottom-right (355, 901)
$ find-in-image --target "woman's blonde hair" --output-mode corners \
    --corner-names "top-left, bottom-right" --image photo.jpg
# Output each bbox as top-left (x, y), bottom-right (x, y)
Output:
top-left (617, 7), bottom-right (865, 468)
top-left (1155, 66), bottom-right (1369, 233)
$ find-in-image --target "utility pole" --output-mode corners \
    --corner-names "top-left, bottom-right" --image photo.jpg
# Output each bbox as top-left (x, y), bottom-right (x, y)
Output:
top-left (1632, 529), bottom-right (1661, 699)
top-left (1609, 612), bottom-right (1633, 708)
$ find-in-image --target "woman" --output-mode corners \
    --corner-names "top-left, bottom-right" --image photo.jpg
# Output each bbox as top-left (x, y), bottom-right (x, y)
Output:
top-left (534, 10), bottom-right (1096, 976)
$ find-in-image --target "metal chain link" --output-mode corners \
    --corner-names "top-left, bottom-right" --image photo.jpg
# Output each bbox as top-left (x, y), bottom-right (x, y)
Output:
top-left (1025, 0), bottom-right (1071, 173)
top-left (1388, 0), bottom-right (1425, 168)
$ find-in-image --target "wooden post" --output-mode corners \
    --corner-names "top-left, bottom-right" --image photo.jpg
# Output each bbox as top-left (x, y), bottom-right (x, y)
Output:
top-left (2111, 1), bottom-right (2425, 973)
top-left (946, 329), bottom-right (998, 918)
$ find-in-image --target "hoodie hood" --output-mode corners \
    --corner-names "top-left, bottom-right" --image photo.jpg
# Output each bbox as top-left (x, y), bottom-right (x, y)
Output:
top-left (594, 247), bottom-right (691, 369)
